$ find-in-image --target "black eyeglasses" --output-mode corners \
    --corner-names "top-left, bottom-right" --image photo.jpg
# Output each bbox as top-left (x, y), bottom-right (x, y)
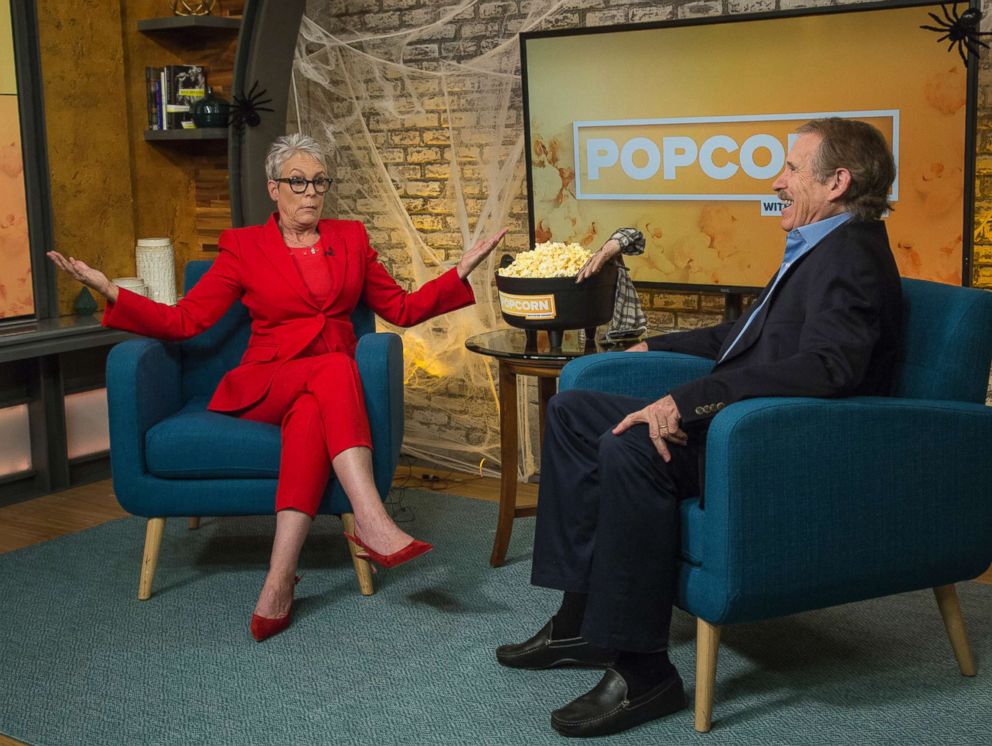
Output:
top-left (273, 176), bottom-right (334, 194)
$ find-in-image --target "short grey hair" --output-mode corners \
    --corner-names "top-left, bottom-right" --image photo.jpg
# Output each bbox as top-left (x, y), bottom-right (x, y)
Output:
top-left (796, 118), bottom-right (895, 221)
top-left (264, 133), bottom-right (328, 180)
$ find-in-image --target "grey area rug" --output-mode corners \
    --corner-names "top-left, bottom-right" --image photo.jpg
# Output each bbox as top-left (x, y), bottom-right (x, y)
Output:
top-left (1, 487), bottom-right (990, 745)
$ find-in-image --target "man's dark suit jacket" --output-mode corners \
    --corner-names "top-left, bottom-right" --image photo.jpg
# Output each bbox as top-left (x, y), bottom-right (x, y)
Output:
top-left (647, 219), bottom-right (903, 428)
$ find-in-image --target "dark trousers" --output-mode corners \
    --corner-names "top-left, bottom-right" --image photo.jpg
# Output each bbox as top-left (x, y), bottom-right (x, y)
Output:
top-left (531, 389), bottom-right (702, 652)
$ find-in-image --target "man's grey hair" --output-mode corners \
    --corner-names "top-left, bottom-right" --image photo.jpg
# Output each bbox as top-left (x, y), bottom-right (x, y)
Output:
top-left (796, 118), bottom-right (895, 221)
top-left (265, 133), bottom-right (328, 180)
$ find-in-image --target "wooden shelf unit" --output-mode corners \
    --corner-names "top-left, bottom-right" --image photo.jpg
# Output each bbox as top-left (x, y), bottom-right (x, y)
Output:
top-left (134, 3), bottom-right (243, 256)
top-left (144, 127), bottom-right (228, 141)
top-left (137, 16), bottom-right (241, 33)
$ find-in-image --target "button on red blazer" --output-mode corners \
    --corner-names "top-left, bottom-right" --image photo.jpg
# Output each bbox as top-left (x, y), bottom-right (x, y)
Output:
top-left (103, 214), bottom-right (476, 413)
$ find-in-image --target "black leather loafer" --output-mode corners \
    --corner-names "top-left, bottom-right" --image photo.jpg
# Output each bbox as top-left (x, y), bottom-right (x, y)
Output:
top-left (550, 669), bottom-right (686, 738)
top-left (495, 620), bottom-right (616, 670)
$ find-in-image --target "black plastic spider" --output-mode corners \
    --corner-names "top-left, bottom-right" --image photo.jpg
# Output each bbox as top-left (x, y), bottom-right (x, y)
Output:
top-left (920, 2), bottom-right (992, 66)
top-left (228, 80), bottom-right (274, 130)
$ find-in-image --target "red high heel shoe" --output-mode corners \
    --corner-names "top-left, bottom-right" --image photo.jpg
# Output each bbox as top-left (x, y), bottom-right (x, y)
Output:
top-left (250, 575), bottom-right (301, 642)
top-left (343, 533), bottom-right (432, 569)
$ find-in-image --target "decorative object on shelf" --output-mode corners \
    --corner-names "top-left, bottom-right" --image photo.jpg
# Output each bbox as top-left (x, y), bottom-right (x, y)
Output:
top-left (172, 0), bottom-right (216, 16)
top-left (192, 86), bottom-right (229, 128)
top-left (73, 287), bottom-right (98, 316)
top-left (229, 80), bottom-right (273, 131)
top-left (146, 65), bottom-right (208, 131)
top-left (920, 3), bottom-right (991, 65)
top-left (111, 277), bottom-right (149, 297)
top-left (171, 65), bottom-right (207, 130)
top-left (135, 238), bottom-right (178, 305)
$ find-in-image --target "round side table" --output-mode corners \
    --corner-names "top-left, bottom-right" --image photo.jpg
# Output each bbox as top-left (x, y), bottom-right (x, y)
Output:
top-left (465, 328), bottom-right (636, 566)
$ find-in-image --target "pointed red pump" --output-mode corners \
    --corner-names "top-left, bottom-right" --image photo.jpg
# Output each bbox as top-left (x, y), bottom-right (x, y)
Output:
top-left (343, 534), bottom-right (432, 569)
top-left (250, 575), bottom-right (301, 642)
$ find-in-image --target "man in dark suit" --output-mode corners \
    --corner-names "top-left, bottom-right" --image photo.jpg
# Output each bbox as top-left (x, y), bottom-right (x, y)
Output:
top-left (495, 118), bottom-right (902, 738)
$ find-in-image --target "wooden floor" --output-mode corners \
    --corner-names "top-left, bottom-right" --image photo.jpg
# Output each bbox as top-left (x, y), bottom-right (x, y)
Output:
top-left (0, 470), bottom-right (987, 746)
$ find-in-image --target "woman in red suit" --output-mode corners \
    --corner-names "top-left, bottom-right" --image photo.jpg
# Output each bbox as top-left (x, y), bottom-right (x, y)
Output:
top-left (49, 133), bottom-right (506, 641)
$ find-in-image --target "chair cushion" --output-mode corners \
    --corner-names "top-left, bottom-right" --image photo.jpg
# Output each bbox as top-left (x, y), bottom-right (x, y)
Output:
top-left (145, 398), bottom-right (281, 479)
top-left (680, 498), bottom-right (704, 566)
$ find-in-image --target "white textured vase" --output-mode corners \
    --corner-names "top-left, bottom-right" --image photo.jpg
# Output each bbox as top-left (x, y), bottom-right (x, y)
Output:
top-left (135, 237), bottom-right (177, 305)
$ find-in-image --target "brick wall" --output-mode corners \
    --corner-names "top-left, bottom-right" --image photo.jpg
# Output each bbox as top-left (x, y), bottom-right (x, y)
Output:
top-left (301, 0), bottom-right (992, 473)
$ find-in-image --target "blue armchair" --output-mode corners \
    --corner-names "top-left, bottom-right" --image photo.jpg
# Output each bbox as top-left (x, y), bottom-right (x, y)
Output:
top-left (559, 278), bottom-right (992, 732)
top-left (106, 261), bottom-right (404, 599)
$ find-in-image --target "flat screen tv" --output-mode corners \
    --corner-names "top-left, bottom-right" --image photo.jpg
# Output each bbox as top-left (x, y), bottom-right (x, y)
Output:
top-left (520, 0), bottom-right (977, 292)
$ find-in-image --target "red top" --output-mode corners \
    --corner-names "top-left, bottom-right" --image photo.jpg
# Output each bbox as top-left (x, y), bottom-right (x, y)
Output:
top-left (288, 244), bottom-right (338, 356)
top-left (288, 245), bottom-right (335, 305)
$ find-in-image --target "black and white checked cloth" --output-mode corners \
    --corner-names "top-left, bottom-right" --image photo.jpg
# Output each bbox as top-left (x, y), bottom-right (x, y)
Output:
top-left (604, 228), bottom-right (647, 341)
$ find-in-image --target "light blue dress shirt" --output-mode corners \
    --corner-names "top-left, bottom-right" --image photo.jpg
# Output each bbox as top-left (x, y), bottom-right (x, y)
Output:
top-left (718, 212), bottom-right (852, 363)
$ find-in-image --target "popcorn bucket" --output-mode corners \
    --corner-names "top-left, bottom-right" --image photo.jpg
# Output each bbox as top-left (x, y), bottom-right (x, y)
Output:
top-left (495, 262), bottom-right (618, 347)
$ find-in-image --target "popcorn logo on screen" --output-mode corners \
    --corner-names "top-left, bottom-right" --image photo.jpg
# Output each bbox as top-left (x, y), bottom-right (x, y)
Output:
top-left (573, 110), bottom-right (899, 207)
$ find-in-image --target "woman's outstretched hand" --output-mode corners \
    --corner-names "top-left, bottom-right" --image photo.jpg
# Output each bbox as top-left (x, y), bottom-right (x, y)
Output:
top-left (576, 237), bottom-right (622, 283)
top-left (456, 228), bottom-right (509, 280)
top-left (47, 251), bottom-right (118, 303)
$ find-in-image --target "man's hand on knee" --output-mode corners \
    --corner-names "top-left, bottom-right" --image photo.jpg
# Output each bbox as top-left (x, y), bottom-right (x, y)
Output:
top-left (611, 395), bottom-right (686, 462)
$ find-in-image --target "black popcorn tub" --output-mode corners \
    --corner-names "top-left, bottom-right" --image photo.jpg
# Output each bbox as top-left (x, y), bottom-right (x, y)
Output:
top-left (495, 259), bottom-right (618, 349)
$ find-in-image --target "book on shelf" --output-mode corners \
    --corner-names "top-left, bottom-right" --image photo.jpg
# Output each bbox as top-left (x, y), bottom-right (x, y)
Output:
top-left (145, 67), bottom-right (160, 130)
top-left (145, 65), bottom-right (208, 131)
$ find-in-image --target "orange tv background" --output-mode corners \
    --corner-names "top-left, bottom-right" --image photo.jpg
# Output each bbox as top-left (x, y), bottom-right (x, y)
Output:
top-left (522, 3), bottom-right (969, 288)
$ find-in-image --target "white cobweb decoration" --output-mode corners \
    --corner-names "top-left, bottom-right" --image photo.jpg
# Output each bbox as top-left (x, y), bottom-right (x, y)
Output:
top-left (292, 2), bottom-right (578, 479)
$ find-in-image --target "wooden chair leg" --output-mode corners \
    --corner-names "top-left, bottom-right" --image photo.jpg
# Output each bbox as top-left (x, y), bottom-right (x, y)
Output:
top-left (695, 618), bottom-right (721, 733)
top-left (341, 513), bottom-right (375, 596)
top-left (933, 584), bottom-right (977, 676)
top-left (138, 517), bottom-right (166, 601)
top-left (187, 517), bottom-right (200, 530)
top-left (490, 361), bottom-right (519, 568)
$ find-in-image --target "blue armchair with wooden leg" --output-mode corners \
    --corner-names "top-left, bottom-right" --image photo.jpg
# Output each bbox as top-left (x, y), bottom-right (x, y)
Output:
top-left (106, 261), bottom-right (404, 600)
top-left (559, 278), bottom-right (992, 732)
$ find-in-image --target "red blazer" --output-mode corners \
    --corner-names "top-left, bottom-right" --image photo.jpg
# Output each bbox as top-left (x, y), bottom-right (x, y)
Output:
top-left (103, 215), bottom-right (475, 413)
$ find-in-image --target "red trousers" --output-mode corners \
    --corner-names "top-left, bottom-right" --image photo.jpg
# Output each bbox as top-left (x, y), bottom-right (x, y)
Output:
top-left (237, 353), bottom-right (372, 517)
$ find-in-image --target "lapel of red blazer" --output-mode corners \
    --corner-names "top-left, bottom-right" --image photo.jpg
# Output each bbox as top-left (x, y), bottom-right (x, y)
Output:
top-left (318, 220), bottom-right (350, 312)
top-left (258, 214), bottom-right (320, 311)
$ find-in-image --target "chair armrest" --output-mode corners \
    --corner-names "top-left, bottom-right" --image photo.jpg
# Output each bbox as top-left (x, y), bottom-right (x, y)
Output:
top-left (560, 352), bottom-right (714, 401)
top-left (106, 340), bottom-right (183, 482)
top-left (353, 332), bottom-right (404, 498)
top-left (695, 396), bottom-right (992, 623)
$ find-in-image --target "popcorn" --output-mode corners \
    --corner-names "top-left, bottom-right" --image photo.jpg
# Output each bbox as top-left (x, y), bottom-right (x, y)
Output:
top-left (497, 241), bottom-right (592, 278)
